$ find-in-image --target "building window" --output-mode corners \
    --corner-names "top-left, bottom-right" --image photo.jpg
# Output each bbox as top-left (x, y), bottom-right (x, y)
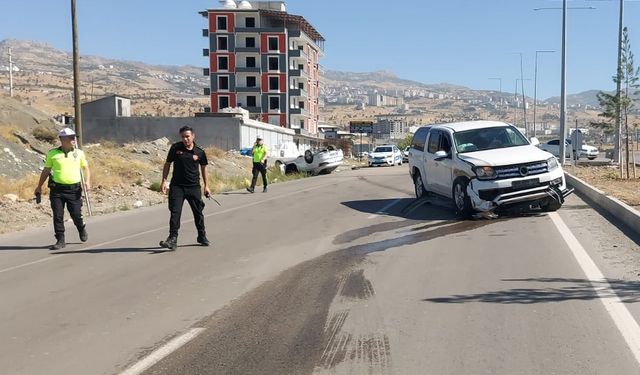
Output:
top-left (247, 96), bottom-right (257, 107)
top-left (219, 96), bottom-right (230, 110)
top-left (218, 56), bottom-right (228, 70)
top-left (268, 56), bottom-right (279, 71)
top-left (246, 56), bottom-right (256, 68)
top-left (299, 101), bottom-right (304, 109)
top-left (269, 96), bottom-right (280, 111)
top-left (117, 99), bottom-right (123, 117)
top-left (217, 16), bottom-right (228, 31)
top-left (269, 76), bottom-right (279, 91)
top-left (246, 76), bottom-right (256, 87)
top-left (268, 36), bottom-right (279, 51)
top-left (298, 82), bottom-right (304, 90)
top-left (217, 36), bottom-right (228, 51)
top-left (246, 37), bottom-right (256, 48)
top-left (218, 76), bottom-right (229, 90)
top-left (246, 17), bottom-right (255, 28)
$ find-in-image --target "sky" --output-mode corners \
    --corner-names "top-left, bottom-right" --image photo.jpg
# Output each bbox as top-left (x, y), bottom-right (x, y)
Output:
top-left (1, 0), bottom-right (639, 100)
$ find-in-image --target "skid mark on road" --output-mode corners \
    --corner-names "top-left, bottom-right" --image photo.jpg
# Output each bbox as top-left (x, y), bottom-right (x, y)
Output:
top-left (338, 269), bottom-right (375, 300)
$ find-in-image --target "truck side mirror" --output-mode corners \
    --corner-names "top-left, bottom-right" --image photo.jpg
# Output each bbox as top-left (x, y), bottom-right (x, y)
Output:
top-left (530, 137), bottom-right (540, 147)
top-left (434, 150), bottom-right (448, 160)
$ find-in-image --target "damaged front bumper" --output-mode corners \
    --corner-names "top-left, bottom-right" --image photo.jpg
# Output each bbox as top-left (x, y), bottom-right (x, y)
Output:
top-left (466, 169), bottom-right (574, 212)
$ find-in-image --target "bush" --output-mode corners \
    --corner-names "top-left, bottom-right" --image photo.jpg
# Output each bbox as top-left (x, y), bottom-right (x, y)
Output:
top-left (32, 127), bottom-right (58, 143)
top-left (149, 181), bottom-right (162, 192)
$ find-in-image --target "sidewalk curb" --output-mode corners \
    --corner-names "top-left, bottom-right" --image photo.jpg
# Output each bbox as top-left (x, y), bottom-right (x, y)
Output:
top-left (565, 173), bottom-right (640, 236)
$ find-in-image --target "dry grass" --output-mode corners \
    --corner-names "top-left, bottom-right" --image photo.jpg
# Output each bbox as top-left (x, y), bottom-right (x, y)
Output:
top-left (572, 165), bottom-right (640, 206)
top-left (91, 154), bottom-right (155, 188)
top-left (0, 125), bottom-right (19, 143)
top-left (0, 174), bottom-right (45, 199)
top-left (204, 146), bottom-right (226, 159)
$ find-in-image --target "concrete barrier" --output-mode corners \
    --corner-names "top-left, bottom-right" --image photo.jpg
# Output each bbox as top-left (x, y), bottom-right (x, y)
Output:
top-left (565, 173), bottom-right (640, 236)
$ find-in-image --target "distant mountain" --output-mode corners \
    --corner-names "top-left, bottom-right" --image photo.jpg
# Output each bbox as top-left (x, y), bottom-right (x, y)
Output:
top-left (323, 69), bottom-right (472, 92)
top-left (544, 90), bottom-right (604, 108)
top-left (0, 39), bottom-right (607, 116)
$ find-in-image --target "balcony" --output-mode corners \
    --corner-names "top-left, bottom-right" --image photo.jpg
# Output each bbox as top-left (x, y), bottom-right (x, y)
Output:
top-left (236, 66), bottom-right (261, 73)
top-left (235, 27), bottom-right (284, 33)
top-left (289, 88), bottom-right (308, 98)
top-left (235, 86), bottom-right (261, 93)
top-left (240, 106), bottom-right (262, 113)
top-left (288, 48), bottom-right (307, 59)
top-left (289, 68), bottom-right (309, 79)
top-left (289, 107), bottom-right (309, 117)
top-left (235, 47), bottom-right (260, 53)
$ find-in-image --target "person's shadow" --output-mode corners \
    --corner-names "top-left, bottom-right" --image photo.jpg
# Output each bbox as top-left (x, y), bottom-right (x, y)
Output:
top-left (0, 245), bottom-right (50, 251)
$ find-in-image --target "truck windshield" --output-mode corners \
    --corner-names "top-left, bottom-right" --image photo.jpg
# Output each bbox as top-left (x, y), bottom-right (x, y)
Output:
top-left (453, 126), bottom-right (529, 153)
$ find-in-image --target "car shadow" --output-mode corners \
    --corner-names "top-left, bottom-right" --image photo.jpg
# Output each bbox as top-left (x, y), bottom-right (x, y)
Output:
top-left (423, 277), bottom-right (640, 304)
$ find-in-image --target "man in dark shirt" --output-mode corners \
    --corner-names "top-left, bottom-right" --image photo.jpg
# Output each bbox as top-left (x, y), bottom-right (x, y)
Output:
top-left (159, 126), bottom-right (211, 250)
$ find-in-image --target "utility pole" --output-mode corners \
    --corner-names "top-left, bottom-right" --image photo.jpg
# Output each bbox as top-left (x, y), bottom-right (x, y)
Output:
top-left (559, 0), bottom-right (568, 163)
top-left (614, 0), bottom-right (624, 174)
top-left (533, 50), bottom-right (555, 138)
top-left (71, 0), bottom-right (83, 148)
top-left (519, 53), bottom-right (528, 136)
top-left (8, 48), bottom-right (14, 97)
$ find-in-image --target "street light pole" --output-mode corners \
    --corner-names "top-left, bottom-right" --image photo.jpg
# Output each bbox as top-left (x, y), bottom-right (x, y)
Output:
top-left (533, 50), bottom-right (555, 138)
top-left (559, 0), bottom-right (568, 163)
top-left (71, 0), bottom-right (83, 148)
top-left (615, 0), bottom-right (624, 170)
top-left (518, 53), bottom-right (528, 136)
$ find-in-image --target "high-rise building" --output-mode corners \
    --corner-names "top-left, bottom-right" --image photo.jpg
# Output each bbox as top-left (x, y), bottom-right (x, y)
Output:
top-left (200, 0), bottom-right (325, 135)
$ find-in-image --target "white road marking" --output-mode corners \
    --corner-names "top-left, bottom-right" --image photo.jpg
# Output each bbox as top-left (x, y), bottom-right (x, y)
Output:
top-left (0, 182), bottom-right (336, 275)
top-left (367, 198), bottom-right (403, 219)
top-left (549, 212), bottom-right (640, 365)
top-left (119, 327), bottom-right (205, 375)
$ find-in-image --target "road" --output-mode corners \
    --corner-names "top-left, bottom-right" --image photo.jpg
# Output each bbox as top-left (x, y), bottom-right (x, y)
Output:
top-left (2, 166), bottom-right (640, 374)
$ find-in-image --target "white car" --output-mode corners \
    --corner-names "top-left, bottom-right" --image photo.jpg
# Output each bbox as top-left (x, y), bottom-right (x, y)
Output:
top-left (408, 121), bottom-right (573, 217)
top-left (402, 146), bottom-right (410, 162)
top-left (368, 145), bottom-right (403, 167)
top-left (577, 143), bottom-right (599, 160)
top-left (538, 139), bottom-right (574, 159)
top-left (273, 147), bottom-right (344, 175)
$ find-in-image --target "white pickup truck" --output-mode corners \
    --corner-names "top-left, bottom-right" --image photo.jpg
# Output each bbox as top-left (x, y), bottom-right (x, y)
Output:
top-left (408, 121), bottom-right (573, 217)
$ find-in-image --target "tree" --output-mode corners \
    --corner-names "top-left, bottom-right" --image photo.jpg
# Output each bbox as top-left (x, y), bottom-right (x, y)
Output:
top-left (593, 27), bottom-right (639, 178)
top-left (397, 133), bottom-right (413, 150)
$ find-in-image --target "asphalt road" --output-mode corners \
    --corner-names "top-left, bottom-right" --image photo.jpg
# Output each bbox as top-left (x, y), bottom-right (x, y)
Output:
top-left (2, 166), bottom-right (640, 374)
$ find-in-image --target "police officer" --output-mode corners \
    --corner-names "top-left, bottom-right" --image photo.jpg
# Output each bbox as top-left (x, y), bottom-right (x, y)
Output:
top-left (246, 136), bottom-right (268, 193)
top-left (159, 126), bottom-right (211, 250)
top-left (34, 128), bottom-right (90, 250)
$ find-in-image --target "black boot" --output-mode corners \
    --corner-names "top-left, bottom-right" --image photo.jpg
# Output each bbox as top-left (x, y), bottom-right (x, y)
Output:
top-left (197, 232), bottom-right (210, 246)
top-left (246, 187), bottom-right (254, 193)
top-left (49, 235), bottom-right (66, 250)
top-left (78, 226), bottom-right (88, 242)
top-left (159, 236), bottom-right (177, 250)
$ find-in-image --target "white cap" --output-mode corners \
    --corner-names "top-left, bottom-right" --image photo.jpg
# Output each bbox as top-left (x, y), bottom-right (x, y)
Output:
top-left (58, 128), bottom-right (76, 137)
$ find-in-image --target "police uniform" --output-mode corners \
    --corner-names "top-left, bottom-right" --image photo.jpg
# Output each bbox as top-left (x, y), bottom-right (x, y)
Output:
top-left (247, 140), bottom-right (268, 193)
top-left (165, 141), bottom-right (209, 242)
top-left (44, 142), bottom-right (88, 247)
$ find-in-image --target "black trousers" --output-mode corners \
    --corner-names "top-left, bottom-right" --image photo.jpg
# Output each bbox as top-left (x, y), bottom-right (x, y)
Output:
top-left (50, 187), bottom-right (84, 238)
top-left (168, 185), bottom-right (205, 238)
top-left (251, 162), bottom-right (268, 189)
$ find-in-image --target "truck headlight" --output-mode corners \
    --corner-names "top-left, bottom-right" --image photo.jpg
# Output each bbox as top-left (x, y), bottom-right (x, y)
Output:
top-left (474, 166), bottom-right (497, 180)
top-left (547, 157), bottom-right (559, 171)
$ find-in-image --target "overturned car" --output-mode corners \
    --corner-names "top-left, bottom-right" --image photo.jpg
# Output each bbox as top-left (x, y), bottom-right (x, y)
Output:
top-left (408, 121), bottom-right (574, 217)
top-left (273, 146), bottom-right (344, 176)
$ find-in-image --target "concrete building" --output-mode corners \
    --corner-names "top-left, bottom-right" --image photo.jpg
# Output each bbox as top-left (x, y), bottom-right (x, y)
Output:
top-left (200, 0), bottom-right (325, 135)
top-left (81, 95), bottom-right (294, 152)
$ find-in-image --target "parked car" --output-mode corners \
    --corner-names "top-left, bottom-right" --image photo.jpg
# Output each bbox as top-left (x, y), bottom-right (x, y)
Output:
top-left (402, 146), bottom-right (410, 163)
top-left (407, 120), bottom-right (573, 217)
top-left (538, 139), bottom-right (574, 159)
top-left (273, 146), bottom-right (344, 175)
top-left (368, 145), bottom-right (403, 167)
top-left (579, 144), bottom-right (599, 160)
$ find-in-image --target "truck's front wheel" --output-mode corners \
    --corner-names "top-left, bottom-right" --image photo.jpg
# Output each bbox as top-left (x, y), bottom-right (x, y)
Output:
top-left (452, 178), bottom-right (473, 218)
